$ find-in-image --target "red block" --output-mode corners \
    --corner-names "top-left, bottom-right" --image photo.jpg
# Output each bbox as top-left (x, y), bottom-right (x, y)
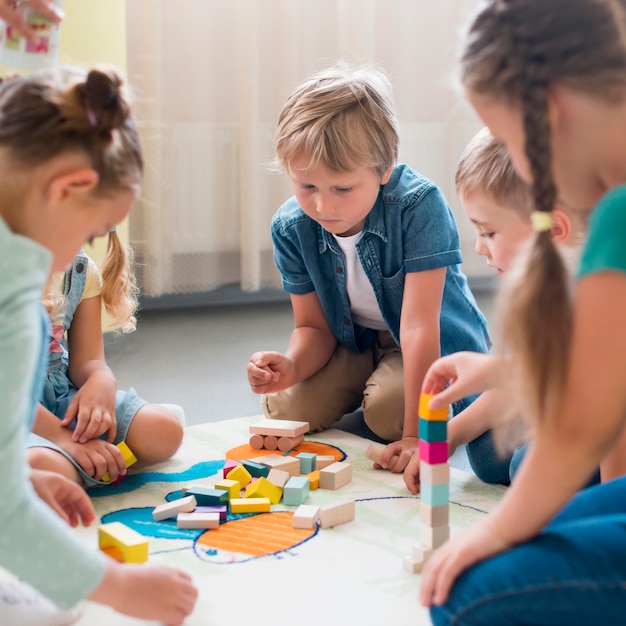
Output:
top-left (419, 440), bottom-right (448, 465)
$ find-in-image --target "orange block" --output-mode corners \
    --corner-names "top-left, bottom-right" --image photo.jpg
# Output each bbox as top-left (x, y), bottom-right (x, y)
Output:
top-left (418, 393), bottom-right (448, 421)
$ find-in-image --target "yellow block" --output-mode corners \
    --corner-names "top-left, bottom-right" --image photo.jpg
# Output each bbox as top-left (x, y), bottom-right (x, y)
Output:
top-left (102, 441), bottom-right (137, 483)
top-left (306, 470), bottom-right (320, 490)
top-left (214, 479), bottom-right (240, 500)
top-left (98, 521), bottom-right (148, 563)
top-left (418, 393), bottom-right (449, 421)
top-left (244, 477), bottom-right (282, 504)
top-left (230, 498), bottom-right (271, 513)
top-left (226, 465), bottom-right (252, 490)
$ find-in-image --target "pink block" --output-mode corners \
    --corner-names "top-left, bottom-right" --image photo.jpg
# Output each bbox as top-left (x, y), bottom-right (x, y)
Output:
top-left (419, 440), bottom-right (448, 465)
top-left (223, 459), bottom-right (239, 478)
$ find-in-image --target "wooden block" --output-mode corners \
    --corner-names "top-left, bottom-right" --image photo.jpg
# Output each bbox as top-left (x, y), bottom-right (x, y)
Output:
top-left (249, 434), bottom-right (265, 450)
top-left (98, 521), bottom-right (148, 563)
top-left (244, 477), bottom-right (283, 504)
top-left (420, 503), bottom-right (449, 527)
top-left (181, 477), bottom-right (218, 495)
top-left (315, 455), bottom-right (335, 470)
top-left (278, 434), bottom-right (304, 451)
top-left (266, 468), bottom-right (290, 489)
top-left (292, 504), bottom-right (320, 529)
top-left (249, 419), bottom-right (310, 438)
top-left (283, 476), bottom-right (310, 506)
top-left (185, 486), bottom-right (229, 506)
top-left (263, 435), bottom-right (278, 450)
top-left (421, 524), bottom-right (450, 549)
top-left (306, 469), bottom-right (320, 490)
top-left (418, 393), bottom-right (449, 421)
top-left (296, 452), bottom-right (317, 474)
top-left (256, 454), bottom-right (300, 477)
top-left (319, 462), bottom-right (352, 490)
top-left (194, 505), bottom-right (227, 521)
top-left (403, 543), bottom-right (433, 574)
top-left (365, 442), bottom-right (399, 471)
top-left (230, 497), bottom-right (271, 513)
top-left (419, 440), bottom-right (448, 465)
top-left (177, 512), bottom-right (221, 529)
top-left (102, 441), bottom-right (138, 483)
top-left (241, 459), bottom-right (269, 478)
top-left (222, 458), bottom-right (239, 478)
top-left (419, 461), bottom-right (449, 485)
top-left (419, 418), bottom-right (447, 443)
top-left (420, 483), bottom-right (449, 507)
top-left (152, 495), bottom-right (197, 521)
top-left (319, 500), bottom-right (355, 529)
top-left (226, 464), bottom-right (252, 489)
top-left (214, 479), bottom-right (240, 500)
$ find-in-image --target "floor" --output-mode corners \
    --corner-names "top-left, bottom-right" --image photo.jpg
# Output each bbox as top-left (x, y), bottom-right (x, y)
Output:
top-left (104, 289), bottom-right (495, 473)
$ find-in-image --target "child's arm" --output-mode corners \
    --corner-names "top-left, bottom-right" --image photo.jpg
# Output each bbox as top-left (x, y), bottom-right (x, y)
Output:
top-left (421, 272), bottom-right (626, 607)
top-left (63, 294), bottom-right (117, 443)
top-left (380, 269), bottom-right (445, 471)
top-left (248, 291), bottom-right (337, 394)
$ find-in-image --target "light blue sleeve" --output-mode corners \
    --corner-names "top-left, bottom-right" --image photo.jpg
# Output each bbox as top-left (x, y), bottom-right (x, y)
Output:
top-left (0, 220), bottom-right (106, 608)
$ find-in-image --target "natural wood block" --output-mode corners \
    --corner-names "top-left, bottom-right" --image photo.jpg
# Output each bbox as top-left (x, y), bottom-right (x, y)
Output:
top-left (420, 503), bottom-right (449, 527)
top-left (319, 462), bottom-right (352, 490)
top-left (421, 524), bottom-right (450, 549)
top-left (319, 500), bottom-right (355, 529)
top-left (152, 495), bottom-right (197, 521)
top-left (419, 461), bottom-right (449, 485)
top-left (292, 504), bottom-right (320, 529)
top-left (177, 512), bottom-right (221, 529)
top-left (249, 419), bottom-right (310, 438)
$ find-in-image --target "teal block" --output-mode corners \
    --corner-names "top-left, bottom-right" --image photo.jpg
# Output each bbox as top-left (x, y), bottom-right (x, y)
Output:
top-left (241, 459), bottom-right (269, 478)
top-left (419, 418), bottom-right (447, 443)
top-left (296, 452), bottom-right (317, 474)
top-left (420, 482), bottom-right (449, 507)
top-left (283, 475), bottom-right (310, 506)
top-left (186, 486), bottom-right (229, 506)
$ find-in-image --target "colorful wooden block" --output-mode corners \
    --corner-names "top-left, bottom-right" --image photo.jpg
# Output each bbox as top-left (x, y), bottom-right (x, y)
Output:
top-left (230, 497), bottom-right (271, 513)
top-left (296, 452), bottom-right (317, 474)
top-left (185, 486), bottom-right (229, 506)
top-left (176, 512), bottom-right (221, 529)
top-left (319, 462), bottom-right (352, 490)
top-left (152, 495), bottom-right (197, 521)
top-left (244, 477), bottom-right (283, 504)
top-left (241, 459), bottom-right (269, 478)
top-left (418, 393), bottom-right (449, 421)
top-left (249, 419), bottom-right (310, 438)
top-left (418, 418), bottom-right (447, 443)
top-left (420, 483), bottom-right (449, 507)
top-left (283, 476), bottom-right (310, 506)
top-left (292, 504), bottom-right (320, 529)
top-left (365, 442), bottom-right (399, 471)
top-left (419, 461), bottom-right (450, 485)
top-left (419, 440), bottom-right (449, 465)
top-left (222, 458), bottom-right (239, 478)
top-left (266, 468), bottom-right (290, 489)
top-left (98, 521), bottom-right (148, 563)
top-left (226, 464), bottom-right (253, 489)
top-left (420, 503), bottom-right (449, 527)
top-left (319, 500), bottom-right (355, 529)
top-left (306, 469), bottom-right (320, 490)
top-left (214, 479), bottom-right (240, 500)
top-left (194, 505), bottom-right (227, 521)
top-left (102, 441), bottom-right (137, 483)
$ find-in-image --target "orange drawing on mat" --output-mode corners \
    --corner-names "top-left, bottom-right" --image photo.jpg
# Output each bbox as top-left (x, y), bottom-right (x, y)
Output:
top-left (226, 441), bottom-right (344, 463)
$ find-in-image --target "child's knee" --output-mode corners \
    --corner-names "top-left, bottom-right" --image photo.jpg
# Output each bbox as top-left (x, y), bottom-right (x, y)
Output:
top-left (362, 384), bottom-right (404, 442)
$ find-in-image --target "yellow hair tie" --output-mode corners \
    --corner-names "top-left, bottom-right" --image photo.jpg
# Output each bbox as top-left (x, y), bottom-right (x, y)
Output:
top-left (531, 211), bottom-right (553, 232)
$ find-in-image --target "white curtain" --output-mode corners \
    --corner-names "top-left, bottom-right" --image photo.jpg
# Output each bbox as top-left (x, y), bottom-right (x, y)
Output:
top-left (125, 0), bottom-right (486, 298)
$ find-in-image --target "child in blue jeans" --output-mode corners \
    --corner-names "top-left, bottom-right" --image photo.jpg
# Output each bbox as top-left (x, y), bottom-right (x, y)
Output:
top-left (420, 1), bottom-right (626, 624)
top-left (28, 236), bottom-right (183, 487)
top-left (247, 62), bottom-right (491, 473)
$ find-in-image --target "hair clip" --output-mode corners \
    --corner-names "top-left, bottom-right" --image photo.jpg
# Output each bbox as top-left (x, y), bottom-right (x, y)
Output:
top-left (86, 106), bottom-right (98, 129)
top-left (530, 210), bottom-right (553, 232)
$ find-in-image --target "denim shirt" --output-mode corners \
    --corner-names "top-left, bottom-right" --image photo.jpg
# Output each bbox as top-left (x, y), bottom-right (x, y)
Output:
top-left (271, 163), bottom-right (490, 356)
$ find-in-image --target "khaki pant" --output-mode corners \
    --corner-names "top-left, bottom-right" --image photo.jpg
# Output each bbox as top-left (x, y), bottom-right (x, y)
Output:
top-left (262, 331), bottom-right (404, 442)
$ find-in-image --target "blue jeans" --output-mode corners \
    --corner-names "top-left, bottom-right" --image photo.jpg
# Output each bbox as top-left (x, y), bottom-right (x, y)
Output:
top-left (465, 429), bottom-right (512, 486)
top-left (430, 476), bottom-right (626, 625)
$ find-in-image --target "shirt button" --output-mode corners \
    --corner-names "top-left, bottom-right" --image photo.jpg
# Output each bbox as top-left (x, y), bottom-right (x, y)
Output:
top-left (343, 318), bottom-right (350, 326)
top-left (336, 267), bottom-right (343, 274)
top-left (76, 262), bottom-right (85, 273)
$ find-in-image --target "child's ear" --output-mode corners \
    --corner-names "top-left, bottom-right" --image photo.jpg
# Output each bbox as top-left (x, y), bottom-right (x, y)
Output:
top-left (380, 165), bottom-right (394, 185)
top-left (550, 207), bottom-right (572, 244)
top-left (46, 168), bottom-right (99, 207)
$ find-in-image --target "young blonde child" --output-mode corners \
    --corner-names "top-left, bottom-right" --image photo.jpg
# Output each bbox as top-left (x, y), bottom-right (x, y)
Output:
top-left (418, 2), bottom-right (626, 624)
top-left (246, 62), bottom-right (491, 474)
top-left (404, 127), bottom-right (588, 491)
top-left (0, 67), bottom-right (196, 624)
top-left (27, 233), bottom-right (183, 487)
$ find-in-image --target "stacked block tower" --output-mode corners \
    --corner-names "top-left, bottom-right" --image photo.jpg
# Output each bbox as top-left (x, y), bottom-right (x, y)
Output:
top-left (404, 392), bottom-right (450, 573)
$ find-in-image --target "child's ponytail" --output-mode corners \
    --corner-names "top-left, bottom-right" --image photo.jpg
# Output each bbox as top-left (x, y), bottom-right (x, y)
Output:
top-left (100, 229), bottom-right (139, 333)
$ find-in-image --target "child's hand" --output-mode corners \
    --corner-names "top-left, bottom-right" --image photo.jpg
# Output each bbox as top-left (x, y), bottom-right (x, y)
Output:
top-left (420, 516), bottom-right (513, 608)
top-left (63, 439), bottom-right (127, 483)
top-left (62, 375), bottom-right (117, 443)
top-left (91, 562), bottom-right (198, 625)
top-left (378, 437), bottom-right (419, 474)
top-left (403, 447), bottom-right (421, 494)
top-left (247, 351), bottom-right (295, 394)
top-left (422, 352), bottom-right (503, 409)
top-left (0, 0), bottom-right (64, 44)
top-left (29, 468), bottom-right (96, 527)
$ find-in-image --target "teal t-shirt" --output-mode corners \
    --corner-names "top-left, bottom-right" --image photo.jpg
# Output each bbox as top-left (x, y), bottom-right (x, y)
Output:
top-left (578, 185), bottom-right (626, 277)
